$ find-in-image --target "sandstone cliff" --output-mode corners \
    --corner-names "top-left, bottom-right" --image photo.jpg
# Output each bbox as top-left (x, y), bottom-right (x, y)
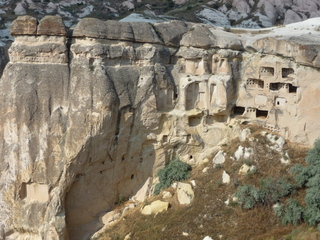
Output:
top-left (1, 15), bottom-right (320, 239)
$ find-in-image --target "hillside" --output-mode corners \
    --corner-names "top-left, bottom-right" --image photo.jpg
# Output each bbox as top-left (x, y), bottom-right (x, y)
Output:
top-left (93, 126), bottom-right (314, 240)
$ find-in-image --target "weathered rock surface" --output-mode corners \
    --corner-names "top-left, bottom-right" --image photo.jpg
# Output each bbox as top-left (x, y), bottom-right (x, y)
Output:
top-left (141, 200), bottom-right (169, 215)
top-left (10, 15), bottom-right (37, 36)
top-left (2, 16), bottom-right (320, 240)
top-left (37, 15), bottom-right (67, 36)
top-left (177, 182), bottom-right (195, 205)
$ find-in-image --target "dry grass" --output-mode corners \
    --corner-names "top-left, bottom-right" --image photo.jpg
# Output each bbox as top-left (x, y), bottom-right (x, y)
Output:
top-left (98, 125), bottom-right (311, 240)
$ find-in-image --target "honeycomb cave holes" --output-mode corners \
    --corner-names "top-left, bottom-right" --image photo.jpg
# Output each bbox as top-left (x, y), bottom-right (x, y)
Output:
top-left (260, 66), bottom-right (274, 76)
top-left (246, 78), bottom-right (264, 89)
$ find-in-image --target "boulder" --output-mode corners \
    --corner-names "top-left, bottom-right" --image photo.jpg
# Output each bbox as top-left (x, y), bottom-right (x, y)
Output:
top-left (203, 236), bottom-right (214, 240)
top-left (154, 21), bottom-right (189, 47)
top-left (213, 151), bottom-right (225, 165)
top-left (177, 182), bottom-right (194, 205)
top-left (202, 167), bottom-right (210, 173)
top-left (239, 164), bottom-right (256, 175)
top-left (266, 134), bottom-right (285, 151)
top-left (234, 146), bottom-right (253, 161)
top-left (100, 211), bottom-right (121, 225)
top-left (14, 2), bottom-right (27, 15)
top-left (222, 171), bottom-right (230, 184)
top-left (130, 22), bottom-right (162, 44)
top-left (180, 24), bottom-right (216, 48)
top-left (162, 191), bottom-right (173, 199)
top-left (141, 200), bottom-right (169, 215)
top-left (239, 128), bottom-right (251, 142)
top-left (284, 9), bottom-right (303, 25)
top-left (10, 15), bottom-right (37, 36)
top-left (37, 15), bottom-right (67, 36)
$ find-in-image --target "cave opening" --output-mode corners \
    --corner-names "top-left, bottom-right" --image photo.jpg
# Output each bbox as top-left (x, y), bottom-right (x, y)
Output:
top-left (256, 109), bottom-right (268, 118)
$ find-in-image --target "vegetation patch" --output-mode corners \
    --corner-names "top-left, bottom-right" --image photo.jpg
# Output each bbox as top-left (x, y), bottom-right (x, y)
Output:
top-left (153, 159), bottom-right (192, 195)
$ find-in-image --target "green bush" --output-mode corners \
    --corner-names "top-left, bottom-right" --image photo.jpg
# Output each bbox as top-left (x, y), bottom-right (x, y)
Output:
top-left (290, 139), bottom-right (320, 226)
top-left (154, 159), bottom-right (192, 195)
top-left (304, 187), bottom-right (320, 225)
top-left (235, 177), bottom-right (293, 209)
top-left (259, 178), bottom-right (293, 204)
top-left (290, 164), bottom-right (311, 187)
top-left (279, 199), bottom-right (304, 226)
top-left (235, 185), bottom-right (261, 209)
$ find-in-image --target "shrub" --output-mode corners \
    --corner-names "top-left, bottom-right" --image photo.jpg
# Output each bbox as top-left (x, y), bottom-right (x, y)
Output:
top-left (290, 139), bottom-right (320, 226)
top-left (259, 178), bottom-right (293, 205)
top-left (279, 199), bottom-right (304, 226)
top-left (236, 177), bottom-right (293, 209)
top-left (154, 159), bottom-right (192, 195)
top-left (304, 187), bottom-right (320, 225)
top-left (235, 185), bottom-right (261, 209)
top-left (290, 164), bottom-right (311, 187)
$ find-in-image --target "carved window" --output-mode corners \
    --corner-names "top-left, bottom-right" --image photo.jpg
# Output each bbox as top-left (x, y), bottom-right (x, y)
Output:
top-left (275, 97), bottom-right (286, 107)
top-left (186, 82), bottom-right (206, 110)
top-left (260, 67), bottom-right (274, 76)
top-left (282, 68), bottom-right (294, 78)
top-left (162, 135), bottom-right (168, 142)
top-left (246, 78), bottom-right (264, 89)
top-left (270, 82), bottom-right (284, 91)
top-left (233, 106), bottom-right (245, 116)
top-left (288, 84), bottom-right (298, 93)
top-left (256, 109), bottom-right (268, 118)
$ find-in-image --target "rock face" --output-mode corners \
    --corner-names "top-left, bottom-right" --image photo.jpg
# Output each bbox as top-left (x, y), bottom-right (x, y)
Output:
top-left (2, 16), bottom-right (320, 240)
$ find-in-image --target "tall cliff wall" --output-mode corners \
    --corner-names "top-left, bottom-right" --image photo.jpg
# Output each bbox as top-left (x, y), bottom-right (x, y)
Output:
top-left (1, 15), bottom-right (320, 240)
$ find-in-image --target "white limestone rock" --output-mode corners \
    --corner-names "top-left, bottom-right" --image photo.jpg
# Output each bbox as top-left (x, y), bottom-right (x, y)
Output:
top-left (100, 211), bottom-right (121, 225)
top-left (281, 152), bottom-right (291, 164)
top-left (239, 128), bottom-right (251, 142)
top-left (239, 164), bottom-right (256, 175)
top-left (124, 232), bottom-right (132, 240)
top-left (177, 182), bottom-right (194, 205)
top-left (222, 171), bottom-right (230, 184)
top-left (190, 180), bottom-right (196, 187)
top-left (141, 200), bottom-right (169, 215)
top-left (213, 151), bottom-right (226, 165)
top-left (162, 191), bottom-right (173, 199)
top-left (267, 133), bottom-right (285, 151)
top-left (203, 236), bottom-right (214, 240)
top-left (234, 146), bottom-right (253, 161)
top-left (202, 167), bottom-right (210, 173)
